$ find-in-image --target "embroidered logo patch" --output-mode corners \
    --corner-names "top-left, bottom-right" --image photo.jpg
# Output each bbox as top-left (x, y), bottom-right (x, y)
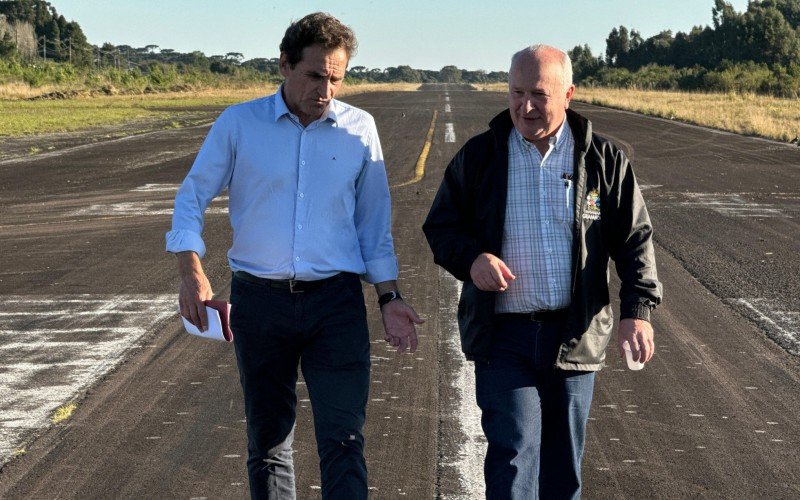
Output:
top-left (583, 189), bottom-right (601, 221)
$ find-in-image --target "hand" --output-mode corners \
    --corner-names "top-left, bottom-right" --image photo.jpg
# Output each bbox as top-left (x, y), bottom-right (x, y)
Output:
top-left (381, 299), bottom-right (425, 353)
top-left (470, 253), bottom-right (516, 291)
top-left (177, 251), bottom-right (214, 331)
top-left (617, 318), bottom-right (654, 364)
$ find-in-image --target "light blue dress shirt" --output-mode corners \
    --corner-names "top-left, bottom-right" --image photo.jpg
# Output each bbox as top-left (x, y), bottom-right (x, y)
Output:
top-left (165, 87), bottom-right (398, 284)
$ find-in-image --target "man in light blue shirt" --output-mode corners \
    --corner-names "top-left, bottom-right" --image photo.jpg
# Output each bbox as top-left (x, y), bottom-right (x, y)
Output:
top-left (166, 12), bottom-right (422, 500)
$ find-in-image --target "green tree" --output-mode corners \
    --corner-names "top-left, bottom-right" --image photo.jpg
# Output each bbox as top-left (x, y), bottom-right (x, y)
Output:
top-left (439, 65), bottom-right (461, 83)
top-left (568, 44), bottom-right (600, 82)
top-left (605, 26), bottom-right (630, 65)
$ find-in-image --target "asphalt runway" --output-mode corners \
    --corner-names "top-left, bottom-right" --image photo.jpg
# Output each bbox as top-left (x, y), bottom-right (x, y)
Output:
top-left (0, 84), bottom-right (798, 498)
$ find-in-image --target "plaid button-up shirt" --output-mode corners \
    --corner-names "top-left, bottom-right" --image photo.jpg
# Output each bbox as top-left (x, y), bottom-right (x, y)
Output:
top-left (495, 122), bottom-right (575, 313)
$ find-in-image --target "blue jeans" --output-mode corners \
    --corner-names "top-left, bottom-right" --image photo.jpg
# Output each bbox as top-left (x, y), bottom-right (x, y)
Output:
top-left (475, 314), bottom-right (596, 500)
top-left (230, 272), bottom-right (370, 500)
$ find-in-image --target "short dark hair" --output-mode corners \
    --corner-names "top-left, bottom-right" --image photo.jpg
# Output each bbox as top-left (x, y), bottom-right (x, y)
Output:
top-left (279, 12), bottom-right (358, 68)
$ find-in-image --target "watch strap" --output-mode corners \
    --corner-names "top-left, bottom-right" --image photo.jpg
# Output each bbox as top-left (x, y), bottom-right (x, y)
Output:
top-left (378, 291), bottom-right (402, 307)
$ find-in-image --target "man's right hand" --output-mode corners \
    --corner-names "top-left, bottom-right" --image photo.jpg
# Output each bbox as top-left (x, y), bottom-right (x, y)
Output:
top-left (470, 253), bottom-right (516, 292)
top-left (177, 251), bottom-right (214, 331)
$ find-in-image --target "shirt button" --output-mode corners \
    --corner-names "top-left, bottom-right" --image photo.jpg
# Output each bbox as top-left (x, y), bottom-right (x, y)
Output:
top-left (297, 224), bottom-right (302, 230)
top-left (301, 160), bottom-right (306, 166)
top-left (295, 257), bottom-right (300, 262)
top-left (299, 193), bottom-right (304, 198)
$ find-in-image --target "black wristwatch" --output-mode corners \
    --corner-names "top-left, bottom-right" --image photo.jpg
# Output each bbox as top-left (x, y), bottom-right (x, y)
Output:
top-left (378, 290), bottom-right (402, 308)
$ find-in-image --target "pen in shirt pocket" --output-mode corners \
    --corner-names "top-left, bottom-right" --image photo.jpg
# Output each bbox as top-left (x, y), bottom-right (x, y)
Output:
top-left (562, 173), bottom-right (573, 204)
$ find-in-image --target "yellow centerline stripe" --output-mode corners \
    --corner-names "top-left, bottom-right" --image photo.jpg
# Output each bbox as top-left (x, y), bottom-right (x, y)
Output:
top-left (392, 108), bottom-right (438, 188)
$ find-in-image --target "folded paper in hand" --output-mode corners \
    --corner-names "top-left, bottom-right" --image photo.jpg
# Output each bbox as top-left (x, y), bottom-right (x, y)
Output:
top-left (181, 300), bottom-right (232, 342)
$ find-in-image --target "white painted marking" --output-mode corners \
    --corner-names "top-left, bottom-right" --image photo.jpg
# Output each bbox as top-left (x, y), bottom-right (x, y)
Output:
top-left (681, 193), bottom-right (788, 218)
top-left (727, 298), bottom-right (799, 356)
top-left (638, 184), bottom-right (662, 191)
top-left (70, 200), bottom-right (227, 217)
top-left (438, 269), bottom-right (484, 500)
top-left (445, 123), bottom-right (456, 143)
top-left (0, 294), bottom-right (176, 467)
top-left (445, 104), bottom-right (452, 113)
top-left (445, 96), bottom-right (450, 102)
top-left (131, 183), bottom-right (181, 192)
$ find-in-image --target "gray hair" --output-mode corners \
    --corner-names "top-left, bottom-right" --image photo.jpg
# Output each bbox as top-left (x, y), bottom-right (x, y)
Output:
top-left (510, 44), bottom-right (573, 91)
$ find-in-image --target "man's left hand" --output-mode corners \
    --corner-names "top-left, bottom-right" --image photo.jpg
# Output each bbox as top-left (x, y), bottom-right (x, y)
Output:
top-left (381, 300), bottom-right (425, 353)
top-left (617, 318), bottom-right (655, 363)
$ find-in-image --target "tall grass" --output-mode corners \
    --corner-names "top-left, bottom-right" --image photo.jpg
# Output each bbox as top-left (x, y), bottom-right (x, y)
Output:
top-left (575, 87), bottom-right (800, 143)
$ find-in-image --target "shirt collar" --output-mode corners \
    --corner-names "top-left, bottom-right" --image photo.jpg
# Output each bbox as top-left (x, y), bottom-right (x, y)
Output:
top-left (514, 117), bottom-right (568, 151)
top-left (273, 84), bottom-right (339, 125)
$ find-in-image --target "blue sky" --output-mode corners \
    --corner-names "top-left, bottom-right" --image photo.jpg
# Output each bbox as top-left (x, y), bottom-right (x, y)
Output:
top-left (52, 0), bottom-right (749, 72)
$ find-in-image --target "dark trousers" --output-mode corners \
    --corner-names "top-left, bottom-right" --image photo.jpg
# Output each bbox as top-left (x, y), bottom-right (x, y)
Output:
top-left (475, 314), bottom-right (596, 500)
top-left (230, 272), bottom-right (370, 500)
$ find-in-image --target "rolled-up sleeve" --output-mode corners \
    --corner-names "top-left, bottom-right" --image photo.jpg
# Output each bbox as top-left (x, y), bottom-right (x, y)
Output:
top-left (353, 119), bottom-right (398, 284)
top-left (165, 109), bottom-right (236, 257)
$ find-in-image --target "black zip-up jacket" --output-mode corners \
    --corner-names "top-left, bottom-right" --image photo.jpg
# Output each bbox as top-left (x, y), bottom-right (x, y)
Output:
top-left (423, 108), bottom-right (662, 370)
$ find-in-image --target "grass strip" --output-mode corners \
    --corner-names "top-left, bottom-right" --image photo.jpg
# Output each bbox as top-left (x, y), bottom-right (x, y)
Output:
top-left (0, 83), bottom-right (423, 136)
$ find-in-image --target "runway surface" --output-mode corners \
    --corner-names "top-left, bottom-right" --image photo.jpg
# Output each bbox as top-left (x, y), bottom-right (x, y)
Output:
top-left (0, 84), bottom-right (798, 498)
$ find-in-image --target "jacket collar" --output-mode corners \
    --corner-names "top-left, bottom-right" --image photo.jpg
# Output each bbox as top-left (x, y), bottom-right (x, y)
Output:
top-left (566, 108), bottom-right (592, 153)
top-left (488, 108), bottom-right (592, 153)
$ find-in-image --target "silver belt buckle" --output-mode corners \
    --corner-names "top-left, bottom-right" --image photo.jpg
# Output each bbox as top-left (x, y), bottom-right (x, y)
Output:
top-left (289, 279), bottom-right (303, 294)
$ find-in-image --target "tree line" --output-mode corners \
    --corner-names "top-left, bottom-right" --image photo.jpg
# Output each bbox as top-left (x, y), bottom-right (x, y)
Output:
top-left (570, 0), bottom-right (800, 97)
top-left (0, 0), bottom-right (508, 88)
top-left (3, 0), bottom-right (800, 95)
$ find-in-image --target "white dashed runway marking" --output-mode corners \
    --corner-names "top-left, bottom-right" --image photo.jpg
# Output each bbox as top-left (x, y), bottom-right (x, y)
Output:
top-left (0, 294), bottom-right (176, 467)
top-left (445, 104), bottom-right (452, 113)
top-left (445, 123), bottom-right (456, 143)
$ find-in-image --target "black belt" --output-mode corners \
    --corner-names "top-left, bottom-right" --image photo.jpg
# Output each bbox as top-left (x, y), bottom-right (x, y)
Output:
top-left (497, 309), bottom-right (568, 323)
top-left (233, 271), bottom-right (346, 293)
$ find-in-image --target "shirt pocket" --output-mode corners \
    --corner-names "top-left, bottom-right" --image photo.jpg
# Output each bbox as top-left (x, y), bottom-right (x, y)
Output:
top-left (549, 179), bottom-right (574, 226)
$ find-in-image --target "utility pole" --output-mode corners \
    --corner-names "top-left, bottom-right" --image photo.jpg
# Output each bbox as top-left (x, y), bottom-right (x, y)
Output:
top-left (40, 36), bottom-right (46, 61)
top-left (68, 38), bottom-right (72, 65)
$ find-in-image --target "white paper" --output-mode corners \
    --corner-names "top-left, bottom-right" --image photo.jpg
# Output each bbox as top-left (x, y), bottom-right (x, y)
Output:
top-left (181, 306), bottom-right (227, 341)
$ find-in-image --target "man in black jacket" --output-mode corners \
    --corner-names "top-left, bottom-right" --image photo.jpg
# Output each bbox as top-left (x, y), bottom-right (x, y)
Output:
top-left (423, 45), bottom-right (662, 499)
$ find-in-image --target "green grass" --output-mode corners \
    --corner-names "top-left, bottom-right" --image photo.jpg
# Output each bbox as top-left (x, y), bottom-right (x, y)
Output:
top-left (0, 82), bottom-right (425, 136)
top-left (0, 88), bottom-right (276, 136)
top-left (0, 99), bottom-right (167, 135)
